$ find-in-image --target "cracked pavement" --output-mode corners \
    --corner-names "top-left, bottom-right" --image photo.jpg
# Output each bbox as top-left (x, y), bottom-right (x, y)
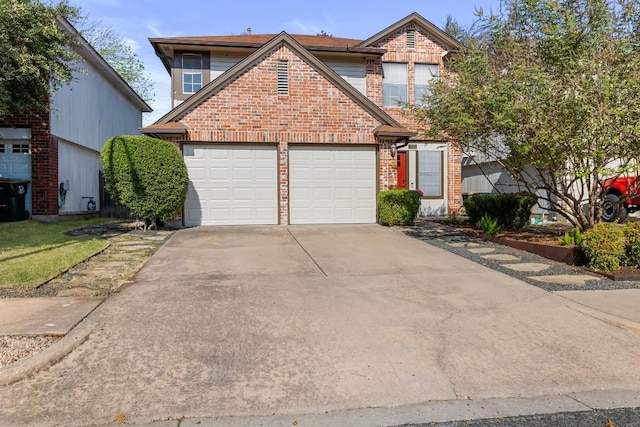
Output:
top-left (1, 225), bottom-right (640, 426)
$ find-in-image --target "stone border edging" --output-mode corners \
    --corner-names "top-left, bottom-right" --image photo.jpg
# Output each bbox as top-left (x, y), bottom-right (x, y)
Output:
top-left (0, 306), bottom-right (98, 386)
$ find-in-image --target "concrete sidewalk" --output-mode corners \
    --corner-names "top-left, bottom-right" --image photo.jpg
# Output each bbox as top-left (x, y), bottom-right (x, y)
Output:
top-left (1, 224), bottom-right (640, 426)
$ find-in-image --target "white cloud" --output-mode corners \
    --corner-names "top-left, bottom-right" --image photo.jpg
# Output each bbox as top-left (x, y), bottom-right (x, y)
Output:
top-left (122, 37), bottom-right (140, 51)
top-left (146, 22), bottom-right (164, 38)
top-left (287, 18), bottom-right (322, 34)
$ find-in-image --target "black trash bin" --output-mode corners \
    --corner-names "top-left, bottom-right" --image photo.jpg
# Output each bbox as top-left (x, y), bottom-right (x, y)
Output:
top-left (0, 178), bottom-right (29, 222)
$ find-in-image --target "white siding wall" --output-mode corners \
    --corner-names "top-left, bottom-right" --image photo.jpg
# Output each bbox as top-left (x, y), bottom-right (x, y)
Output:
top-left (325, 61), bottom-right (366, 95)
top-left (462, 160), bottom-right (549, 214)
top-left (58, 140), bottom-right (101, 213)
top-left (50, 61), bottom-right (143, 153)
top-left (211, 55), bottom-right (244, 81)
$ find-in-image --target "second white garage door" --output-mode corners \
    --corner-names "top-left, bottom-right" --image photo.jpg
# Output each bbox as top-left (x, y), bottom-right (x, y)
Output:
top-left (289, 146), bottom-right (377, 224)
top-left (183, 144), bottom-right (278, 226)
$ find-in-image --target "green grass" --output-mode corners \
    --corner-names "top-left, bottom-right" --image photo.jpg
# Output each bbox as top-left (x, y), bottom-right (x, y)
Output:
top-left (0, 218), bottom-right (111, 289)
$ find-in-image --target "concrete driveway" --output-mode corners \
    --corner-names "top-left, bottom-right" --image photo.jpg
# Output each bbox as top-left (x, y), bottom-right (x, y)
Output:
top-left (1, 225), bottom-right (640, 426)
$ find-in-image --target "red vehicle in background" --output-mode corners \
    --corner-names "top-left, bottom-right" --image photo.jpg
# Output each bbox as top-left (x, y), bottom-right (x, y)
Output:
top-left (601, 176), bottom-right (640, 222)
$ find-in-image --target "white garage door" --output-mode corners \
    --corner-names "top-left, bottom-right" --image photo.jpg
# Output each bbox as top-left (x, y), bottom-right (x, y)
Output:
top-left (0, 139), bottom-right (32, 215)
top-left (289, 146), bottom-right (377, 224)
top-left (183, 144), bottom-right (278, 226)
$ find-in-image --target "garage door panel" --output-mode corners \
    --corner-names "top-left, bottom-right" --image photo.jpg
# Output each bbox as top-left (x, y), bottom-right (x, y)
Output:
top-left (184, 145), bottom-right (278, 226)
top-left (290, 146), bottom-right (376, 224)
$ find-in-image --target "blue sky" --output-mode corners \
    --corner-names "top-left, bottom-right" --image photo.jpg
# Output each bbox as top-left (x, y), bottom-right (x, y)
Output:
top-left (71, 0), bottom-right (502, 123)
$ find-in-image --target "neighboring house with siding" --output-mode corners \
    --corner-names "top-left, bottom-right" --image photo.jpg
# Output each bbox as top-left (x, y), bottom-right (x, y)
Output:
top-left (0, 18), bottom-right (151, 222)
top-left (142, 12), bottom-right (462, 226)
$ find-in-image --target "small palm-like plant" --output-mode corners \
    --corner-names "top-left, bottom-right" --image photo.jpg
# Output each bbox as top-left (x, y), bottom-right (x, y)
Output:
top-left (558, 226), bottom-right (583, 246)
top-left (477, 214), bottom-right (502, 235)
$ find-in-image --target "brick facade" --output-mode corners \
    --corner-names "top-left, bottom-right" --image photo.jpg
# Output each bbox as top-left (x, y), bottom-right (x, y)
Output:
top-left (177, 45), bottom-right (388, 224)
top-left (368, 24), bottom-right (462, 214)
top-left (0, 109), bottom-right (58, 217)
top-left (149, 14), bottom-right (465, 222)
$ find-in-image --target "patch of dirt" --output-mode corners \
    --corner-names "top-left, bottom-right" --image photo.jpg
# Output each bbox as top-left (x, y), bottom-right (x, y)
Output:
top-left (444, 221), bottom-right (570, 246)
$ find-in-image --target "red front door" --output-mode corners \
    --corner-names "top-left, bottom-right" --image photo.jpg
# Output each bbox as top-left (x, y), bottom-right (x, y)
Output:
top-left (396, 152), bottom-right (407, 189)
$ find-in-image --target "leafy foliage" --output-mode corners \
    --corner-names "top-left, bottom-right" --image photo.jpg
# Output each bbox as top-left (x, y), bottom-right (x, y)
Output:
top-left (463, 193), bottom-right (537, 229)
top-left (581, 223), bottom-right (626, 271)
top-left (477, 214), bottom-right (502, 235)
top-left (558, 226), bottom-right (584, 246)
top-left (413, 0), bottom-right (640, 229)
top-left (0, 0), bottom-right (80, 118)
top-left (623, 222), bottom-right (640, 266)
top-left (378, 189), bottom-right (422, 226)
top-left (101, 136), bottom-right (188, 229)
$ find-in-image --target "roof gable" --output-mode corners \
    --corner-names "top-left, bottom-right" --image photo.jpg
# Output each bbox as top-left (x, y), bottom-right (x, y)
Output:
top-left (155, 32), bottom-right (403, 128)
top-left (58, 18), bottom-right (152, 113)
top-left (358, 12), bottom-right (462, 51)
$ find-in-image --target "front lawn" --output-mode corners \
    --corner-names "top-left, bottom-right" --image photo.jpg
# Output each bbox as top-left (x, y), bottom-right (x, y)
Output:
top-left (0, 219), bottom-right (111, 289)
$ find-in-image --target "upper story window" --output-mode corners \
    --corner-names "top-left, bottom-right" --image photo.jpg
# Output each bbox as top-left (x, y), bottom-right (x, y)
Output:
top-left (414, 63), bottom-right (440, 105)
top-left (382, 62), bottom-right (408, 107)
top-left (182, 53), bottom-right (203, 94)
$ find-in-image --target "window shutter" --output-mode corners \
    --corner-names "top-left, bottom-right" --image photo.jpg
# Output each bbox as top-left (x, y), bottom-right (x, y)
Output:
top-left (407, 29), bottom-right (416, 48)
top-left (277, 60), bottom-right (289, 95)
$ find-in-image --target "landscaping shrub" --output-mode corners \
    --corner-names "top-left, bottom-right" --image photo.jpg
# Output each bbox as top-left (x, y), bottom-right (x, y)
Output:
top-left (558, 226), bottom-right (583, 246)
top-left (101, 135), bottom-right (189, 229)
top-left (378, 189), bottom-right (421, 226)
top-left (477, 214), bottom-right (502, 235)
top-left (581, 223), bottom-right (626, 271)
top-left (463, 192), bottom-right (537, 229)
top-left (624, 222), bottom-right (640, 267)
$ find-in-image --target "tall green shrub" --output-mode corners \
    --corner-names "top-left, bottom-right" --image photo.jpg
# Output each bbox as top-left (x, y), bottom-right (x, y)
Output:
top-left (581, 223), bottom-right (626, 272)
top-left (101, 135), bottom-right (188, 229)
top-left (463, 193), bottom-right (537, 229)
top-left (624, 222), bottom-right (640, 267)
top-left (378, 189), bottom-right (421, 226)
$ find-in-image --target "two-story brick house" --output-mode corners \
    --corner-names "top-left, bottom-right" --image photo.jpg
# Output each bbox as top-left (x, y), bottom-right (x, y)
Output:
top-left (141, 12), bottom-right (462, 226)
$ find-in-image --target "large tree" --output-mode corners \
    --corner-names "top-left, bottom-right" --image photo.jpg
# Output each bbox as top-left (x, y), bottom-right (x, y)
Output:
top-left (0, 0), bottom-right (79, 118)
top-left (413, 0), bottom-right (640, 229)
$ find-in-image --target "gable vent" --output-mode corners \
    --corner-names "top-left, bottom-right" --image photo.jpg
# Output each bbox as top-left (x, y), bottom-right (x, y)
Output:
top-left (407, 29), bottom-right (416, 48)
top-left (277, 60), bottom-right (289, 95)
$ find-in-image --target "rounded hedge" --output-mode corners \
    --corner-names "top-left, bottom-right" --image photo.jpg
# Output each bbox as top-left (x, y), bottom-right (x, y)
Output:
top-left (378, 189), bottom-right (422, 226)
top-left (101, 135), bottom-right (188, 223)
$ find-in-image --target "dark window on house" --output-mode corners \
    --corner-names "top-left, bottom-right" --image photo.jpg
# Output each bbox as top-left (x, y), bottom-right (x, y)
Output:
top-left (277, 60), bottom-right (289, 95)
top-left (12, 143), bottom-right (30, 154)
top-left (417, 150), bottom-right (444, 198)
top-left (382, 62), bottom-right (407, 107)
top-left (0, 144), bottom-right (4, 153)
top-left (182, 53), bottom-right (203, 94)
top-left (414, 63), bottom-right (440, 105)
top-left (407, 29), bottom-right (416, 48)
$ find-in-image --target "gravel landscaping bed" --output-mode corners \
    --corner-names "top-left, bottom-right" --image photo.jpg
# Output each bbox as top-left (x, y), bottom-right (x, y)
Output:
top-left (406, 220), bottom-right (640, 292)
top-left (0, 336), bottom-right (60, 368)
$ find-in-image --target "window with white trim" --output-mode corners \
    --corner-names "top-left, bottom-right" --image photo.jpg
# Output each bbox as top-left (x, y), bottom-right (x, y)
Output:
top-left (382, 62), bottom-right (408, 107)
top-left (414, 63), bottom-right (439, 105)
top-left (182, 53), bottom-right (203, 94)
top-left (417, 150), bottom-right (443, 198)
